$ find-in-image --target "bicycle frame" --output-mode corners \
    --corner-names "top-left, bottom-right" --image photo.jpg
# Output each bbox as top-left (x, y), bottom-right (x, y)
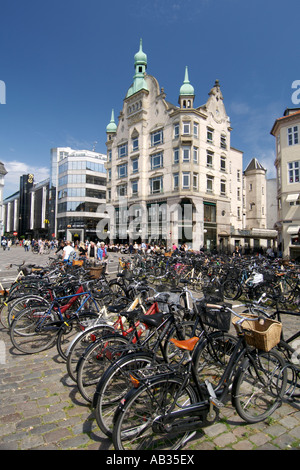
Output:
top-left (33, 286), bottom-right (101, 332)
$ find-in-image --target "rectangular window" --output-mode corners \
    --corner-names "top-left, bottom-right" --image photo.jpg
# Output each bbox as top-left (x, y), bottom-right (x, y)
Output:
top-left (207, 127), bottom-right (214, 143)
top-left (288, 126), bottom-right (299, 146)
top-left (132, 158), bottom-right (138, 174)
top-left (131, 180), bottom-right (138, 196)
top-left (183, 121), bottom-right (190, 135)
top-left (173, 173), bottom-right (179, 190)
top-left (182, 171), bottom-right (190, 189)
top-left (173, 148), bottom-right (179, 164)
top-left (193, 122), bottom-right (199, 138)
top-left (150, 176), bottom-right (163, 194)
top-left (220, 179), bottom-right (226, 196)
top-left (182, 146), bottom-right (190, 162)
top-left (220, 134), bottom-right (227, 149)
top-left (193, 172), bottom-right (198, 190)
top-left (237, 169), bottom-right (241, 181)
top-left (118, 142), bottom-right (128, 158)
top-left (151, 129), bottom-right (163, 146)
top-left (206, 150), bottom-right (213, 167)
top-left (150, 152), bottom-right (163, 170)
top-left (174, 123), bottom-right (179, 139)
top-left (193, 146), bottom-right (198, 163)
top-left (220, 155), bottom-right (226, 172)
top-left (117, 184), bottom-right (127, 197)
top-left (288, 161), bottom-right (300, 183)
top-left (118, 163), bottom-right (127, 178)
top-left (132, 137), bottom-right (139, 152)
top-left (206, 175), bottom-right (214, 193)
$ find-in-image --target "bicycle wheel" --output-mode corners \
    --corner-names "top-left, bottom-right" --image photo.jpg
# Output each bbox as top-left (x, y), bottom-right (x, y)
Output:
top-left (232, 349), bottom-right (287, 423)
top-left (223, 279), bottom-right (241, 300)
top-left (66, 323), bottom-right (116, 382)
top-left (94, 351), bottom-right (157, 438)
top-left (10, 307), bottom-right (59, 354)
top-left (0, 301), bottom-right (11, 329)
top-left (8, 295), bottom-right (50, 328)
top-left (112, 375), bottom-right (198, 450)
top-left (76, 333), bottom-right (130, 403)
top-left (108, 281), bottom-right (127, 300)
top-left (193, 331), bottom-right (238, 387)
top-left (56, 312), bottom-right (99, 361)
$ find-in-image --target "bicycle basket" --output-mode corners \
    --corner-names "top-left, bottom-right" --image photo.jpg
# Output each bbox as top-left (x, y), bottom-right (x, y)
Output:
top-left (196, 301), bottom-right (231, 332)
top-left (232, 314), bottom-right (282, 352)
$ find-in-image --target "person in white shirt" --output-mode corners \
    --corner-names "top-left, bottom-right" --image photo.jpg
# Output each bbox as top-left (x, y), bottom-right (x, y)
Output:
top-left (62, 241), bottom-right (75, 262)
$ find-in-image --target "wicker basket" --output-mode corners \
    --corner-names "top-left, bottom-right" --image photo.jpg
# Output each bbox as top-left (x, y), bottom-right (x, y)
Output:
top-left (232, 314), bottom-right (282, 352)
top-left (89, 266), bottom-right (103, 279)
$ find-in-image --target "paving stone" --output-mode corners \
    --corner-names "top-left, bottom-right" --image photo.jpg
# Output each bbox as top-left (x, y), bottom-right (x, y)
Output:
top-left (232, 439), bottom-right (253, 450)
top-left (249, 432), bottom-right (271, 446)
top-left (213, 432), bottom-right (237, 448)
top-left (204, 422), bottom-right (227, 438)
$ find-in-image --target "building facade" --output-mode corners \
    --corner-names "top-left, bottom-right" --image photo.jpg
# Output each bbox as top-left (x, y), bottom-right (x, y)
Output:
top-left (49, 147), bottom-right (107, 242)
top-left (271, 108), bottom-right (300, 258)
top-left (3, 147), bottom-right (107, 242)
top-left (105, 40), bottom-right (249, 251)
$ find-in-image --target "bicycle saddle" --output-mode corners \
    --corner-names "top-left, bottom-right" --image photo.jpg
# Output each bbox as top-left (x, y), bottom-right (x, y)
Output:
top-left (107, 303), bottom-right (129, 313)
top-left (139, 312), bottom-right (164, 328)
top-left (170, 336), bottom-right (199, 351)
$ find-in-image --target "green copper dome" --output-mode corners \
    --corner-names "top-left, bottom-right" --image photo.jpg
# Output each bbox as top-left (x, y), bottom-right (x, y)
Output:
top-left (127, 39), bottom-right (148, 98)
top-left (179, 66), bottom-right (194, 96)
top-left (134, 39), bottom-right (147, 66)
top-left (106, 109), bottom-right (117, 133)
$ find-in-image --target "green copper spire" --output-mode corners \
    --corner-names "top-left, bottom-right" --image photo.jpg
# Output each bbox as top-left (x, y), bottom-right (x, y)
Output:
top-left (127, 39), bottom-right (148, 98)
top-left (106, 109), bottom-right (117, 133)
top-left (179, 66), bottom-right (194, 96)
top-left (134, 38), bottom-right (147, 67)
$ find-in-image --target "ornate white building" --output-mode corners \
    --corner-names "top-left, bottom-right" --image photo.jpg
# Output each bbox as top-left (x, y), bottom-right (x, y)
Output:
top-left (105, 40), bottom-right (247, 251)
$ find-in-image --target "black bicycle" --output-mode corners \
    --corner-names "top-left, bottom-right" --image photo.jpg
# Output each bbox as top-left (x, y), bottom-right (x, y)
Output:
top-left (112, 306), bottom-right (287, 450)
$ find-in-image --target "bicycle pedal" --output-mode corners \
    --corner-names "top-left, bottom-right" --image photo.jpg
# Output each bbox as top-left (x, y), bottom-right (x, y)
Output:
top-left (205, 380), bottom-right (224, 408)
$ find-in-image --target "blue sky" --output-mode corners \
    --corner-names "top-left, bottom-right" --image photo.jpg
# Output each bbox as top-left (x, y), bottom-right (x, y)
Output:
top-left (1, 0), bottom-right (299, 198)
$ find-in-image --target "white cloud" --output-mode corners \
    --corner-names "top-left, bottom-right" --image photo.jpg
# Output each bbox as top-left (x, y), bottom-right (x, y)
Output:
top-left (3, 160), bottom-right (49, 199)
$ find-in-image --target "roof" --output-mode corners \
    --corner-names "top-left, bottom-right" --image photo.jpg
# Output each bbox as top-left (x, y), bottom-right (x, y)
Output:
top-left (270, 109), bottom-right (300, 135)
top-left (244, 158), bottom-right (266, 173)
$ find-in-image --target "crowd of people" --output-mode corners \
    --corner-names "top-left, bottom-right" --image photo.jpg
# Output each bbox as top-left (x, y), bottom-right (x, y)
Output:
top-left (0, 236), bottom-right (280, 262)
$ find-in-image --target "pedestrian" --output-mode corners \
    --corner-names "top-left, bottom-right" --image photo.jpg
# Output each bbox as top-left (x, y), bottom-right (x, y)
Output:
top-left (1, 239), bottom-right (7, 250)
top-left (7, 239), bottom-right (12, 251)
top-left (97, 242), bottom-right (107, 261)
top-left (61, 240), bottom-right (75, 263)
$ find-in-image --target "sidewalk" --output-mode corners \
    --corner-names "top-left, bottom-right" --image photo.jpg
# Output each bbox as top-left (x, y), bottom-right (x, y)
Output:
top-left (0, 247), bottom-right (300, 450)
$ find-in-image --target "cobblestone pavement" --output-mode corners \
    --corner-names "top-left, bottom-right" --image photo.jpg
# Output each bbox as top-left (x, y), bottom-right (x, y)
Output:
top-left (0, 247), bottom-right (300, 451)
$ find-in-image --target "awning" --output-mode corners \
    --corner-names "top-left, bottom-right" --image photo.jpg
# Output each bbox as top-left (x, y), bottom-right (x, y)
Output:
top-left (287, 225), bottom-right (300, 234)
top-left (286, 193), bottom-right (299, 202)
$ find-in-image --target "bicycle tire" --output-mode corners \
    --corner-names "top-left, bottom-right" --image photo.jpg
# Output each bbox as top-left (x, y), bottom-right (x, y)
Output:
top-left (232, 348), bottom-right (287, 423)
top-left (66, 323), bottom-right (116, 382)
top-left (56, 312), bottom-right (99, 361)
top-left (10, 306), bottom-right (60, 354)
top-left (192, 331), bottom-right (238, 388)
top-left (94, 351), bottom-right (157, 437)
top-left (0, 301), bottom-right (11, 329)
top-left (112, 375), bottom-right (198, 450)
top-left (76, 333), bottom-right (130, 403)
top-left (8, 295), bottom-right (50, 328)
top-left (223, 279), bottom-right (241, 300)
